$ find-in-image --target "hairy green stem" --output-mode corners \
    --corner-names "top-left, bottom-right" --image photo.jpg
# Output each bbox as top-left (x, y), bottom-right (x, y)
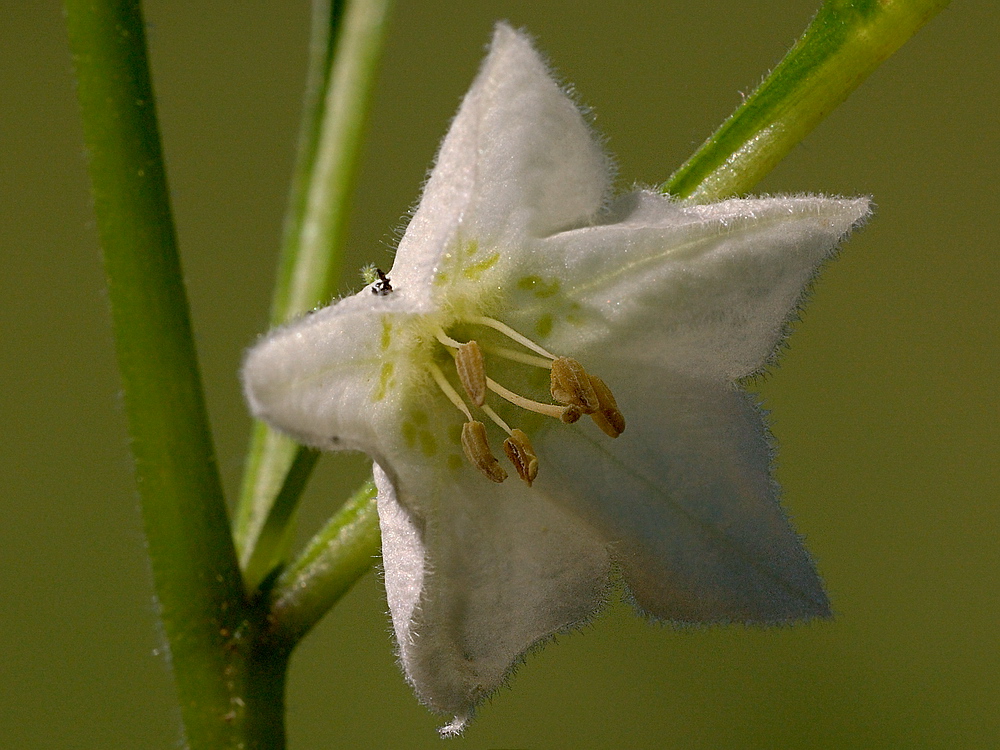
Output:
top-left (64, 1), bottom-right (275, 746)
top-left (236, 0), bottom-right (395, 590)
top-left (243, 448), bottom-right (321, 590)
top-left (664, 0), bottom-right (950, 201)
top-left (269, 481), bottom-right (381, 647)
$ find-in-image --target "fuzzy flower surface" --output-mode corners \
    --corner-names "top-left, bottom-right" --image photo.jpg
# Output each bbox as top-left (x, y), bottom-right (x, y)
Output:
top-left (243, 24), bottom-right (870, 735)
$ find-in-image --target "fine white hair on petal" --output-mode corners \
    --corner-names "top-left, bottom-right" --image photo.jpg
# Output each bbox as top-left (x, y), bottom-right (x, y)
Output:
top-left (374, 464), bottom-right (425, 654)
top-left (389, 22), bottom-right (611, 295)
top-left (517, 192), bottom-right (872, 380)
top-left (376, 442), bottom-right (610, 728)
top-left (437, 714), bottom-right (471, 739)
top-left (536, 366), bottom-right (829, 624)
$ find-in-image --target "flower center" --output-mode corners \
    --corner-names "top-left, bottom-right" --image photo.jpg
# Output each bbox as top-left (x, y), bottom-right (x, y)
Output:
top-left (428, 317), bottom-right (625, 486)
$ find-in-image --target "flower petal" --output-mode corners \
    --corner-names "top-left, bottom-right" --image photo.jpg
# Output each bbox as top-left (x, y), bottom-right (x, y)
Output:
top-left (374, 457), bottom-right (609, 734)
top-left (390, 24), bottom-right (610, 294)
top-left (242, 291), bottom-right (424, 457)
top-left (517, 192), bottom-right (871, 380)
top-left (535, 364), bottom-right (829, 624)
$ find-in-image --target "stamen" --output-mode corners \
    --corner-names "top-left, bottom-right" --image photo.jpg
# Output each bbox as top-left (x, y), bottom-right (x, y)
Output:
top-left (560, 404), bottom-right (583, 424)
top-left (434, 329), bottom-right (464, 349)
top-left (479, 344), bottom-right (554, 369)
top-left (550, 357), bottom-right (600, 413)
top-left (428, 362), bottom-right (472, 421)
top-left (467, 316), bottom-right (557, 359)
top-left (454, 341), bottom-right (487, 406)
top-left (481, 404), bottom-right (512, 435)
top-left (503, 429), bottom-right (539, 486)
top-left (486, 377), bottom-right (568, 420)
top-left (588, 375), bottom-right (626, 438)
top-left (431, 319), bottom-right (625, 485)
top-left (461, 421), bottom-right (507, 483)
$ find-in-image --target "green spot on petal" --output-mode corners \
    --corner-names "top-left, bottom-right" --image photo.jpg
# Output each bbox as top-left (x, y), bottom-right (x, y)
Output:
top-left (517, 275), bottom-right (560, 298)
top-left (535, 314), bottom-right (553, 338)
top-left (418, 429), bottom-right (437, 457)
top-left (380, 318), bottom-right (392, 350)
top-left (447, 454), bottom-right (463, 472)
top-left (463, 252), bottom-right (499, 281)
top-left (374, 361), bottom-right (394, 401)
top-left (402, 421), bottom-right (417, 448)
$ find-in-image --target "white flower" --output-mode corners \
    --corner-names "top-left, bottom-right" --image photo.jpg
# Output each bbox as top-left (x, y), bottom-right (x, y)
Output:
top-left (243, 23), bottom-right (870, 735)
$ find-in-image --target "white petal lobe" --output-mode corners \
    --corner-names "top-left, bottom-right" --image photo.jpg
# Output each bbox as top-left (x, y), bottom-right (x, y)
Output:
top-left (390, 24), bottom-right (610, 294)
top-left (536, 366), bottom-right (829, 623)
top-left (242, 291), bottom-right (421, 456)
top-left (376, 455), bottom-right (609, 731)
top-left (522, 193), bottom-right (871, 379)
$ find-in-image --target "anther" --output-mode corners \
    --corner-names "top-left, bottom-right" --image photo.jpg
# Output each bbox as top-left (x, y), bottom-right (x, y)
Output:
top-left (461, 421), bottom-right (507, 483)
top-left (550, 357), bottom-right (599, 413)
top-left (560, 405), bottom-right (583, 424)
top-left (454, 341), bottom-right (487, 406)
top-left (503, 429), bottom-right (539, 486)
top-left (587, 375), bottom-right (626, 438)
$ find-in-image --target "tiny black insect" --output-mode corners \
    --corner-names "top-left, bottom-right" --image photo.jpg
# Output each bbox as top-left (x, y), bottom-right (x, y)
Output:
top-left (372, 268), bottom-right (393, 296)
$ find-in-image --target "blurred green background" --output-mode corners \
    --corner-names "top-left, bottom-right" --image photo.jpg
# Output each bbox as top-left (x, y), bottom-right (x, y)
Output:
top-left (3, 1), bottom-right (997, 747)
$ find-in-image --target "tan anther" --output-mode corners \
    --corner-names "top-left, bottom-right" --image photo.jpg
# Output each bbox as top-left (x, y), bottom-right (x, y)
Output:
top-left (461, 421), bottom-right (507, 483)
top-left (455, 340), bottom-right (487, 406)
top-left (587, 375), bottom-right (626, 438)
top-left (503, 429), bottom-right (539, 486)
top-left (560, 404), bottom-right (583, 424)
top-left (550, 357), bottom-right (599, 413)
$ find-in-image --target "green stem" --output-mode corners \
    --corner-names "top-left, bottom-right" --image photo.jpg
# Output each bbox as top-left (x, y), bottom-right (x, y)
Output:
top-left (268, 481), bottom-right (381, 647)
top-left (235, 0), bottom-right (395, 587)
top-left (664, 0), bottom-right (950, 201)
top-left (64, 1), bottom-right (275, 746)
top-left (243, 447), bottom-right (321, 590)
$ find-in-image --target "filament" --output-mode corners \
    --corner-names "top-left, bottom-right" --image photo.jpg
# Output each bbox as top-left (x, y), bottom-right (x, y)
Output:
top-left (486, 377), bottom-right (566, 420)
top-left (467, 316), bottom-right (557, 359)
top-left (428, 362), bottom-right (472, 420)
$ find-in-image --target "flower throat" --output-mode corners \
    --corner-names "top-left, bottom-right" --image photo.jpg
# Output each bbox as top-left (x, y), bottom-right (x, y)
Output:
top-left (428, 316), bottom-right (625, 486)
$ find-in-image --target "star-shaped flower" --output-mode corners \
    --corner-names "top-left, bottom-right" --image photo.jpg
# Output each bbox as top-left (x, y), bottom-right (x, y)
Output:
top-left (243, 24), bottom-right (870, 735)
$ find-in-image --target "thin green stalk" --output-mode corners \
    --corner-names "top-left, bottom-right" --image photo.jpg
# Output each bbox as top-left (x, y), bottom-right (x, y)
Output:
top-left (263, 0), bottom-right (950, 645)
top-left (64, 1), bottom-right (270, 746)
top-left (234, 0), bottom-right (344, 587)
top-left (236, 0), bottom-right (395, 588)
top-left (268, 481), bottom-right (380, 647)
top-left (243, 447), bottom-right (321, 590)
top-left (664, 0), bottom-right (950, 201)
